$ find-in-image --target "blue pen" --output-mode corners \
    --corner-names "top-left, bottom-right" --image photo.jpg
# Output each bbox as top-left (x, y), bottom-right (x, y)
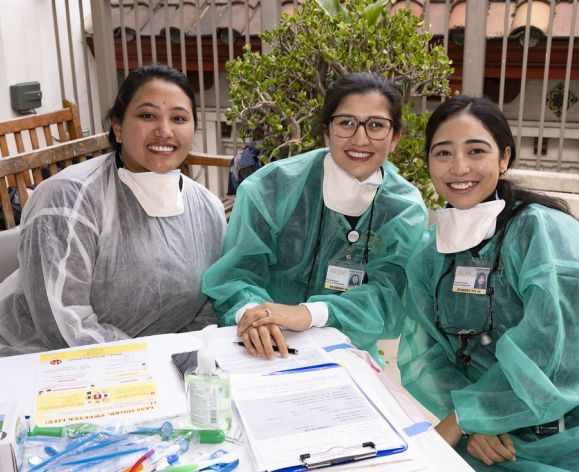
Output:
top-left (271, 362), bottom-right (340, 374)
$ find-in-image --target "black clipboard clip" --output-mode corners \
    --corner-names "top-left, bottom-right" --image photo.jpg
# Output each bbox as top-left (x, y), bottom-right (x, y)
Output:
top-left (299, 442), bottom-right (377, 469)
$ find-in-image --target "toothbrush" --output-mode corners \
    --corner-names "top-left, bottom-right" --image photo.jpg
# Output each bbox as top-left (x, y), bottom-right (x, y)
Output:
top-left (161, 452), bottom-right (239, 471)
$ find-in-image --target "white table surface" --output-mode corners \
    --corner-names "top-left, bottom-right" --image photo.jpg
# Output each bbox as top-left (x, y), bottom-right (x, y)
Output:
top-left (0, 326), bottom-right (473, 471)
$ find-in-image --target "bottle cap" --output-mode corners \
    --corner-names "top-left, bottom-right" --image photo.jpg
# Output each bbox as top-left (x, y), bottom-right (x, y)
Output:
top-left (197, 324), bottom-right (218, 375)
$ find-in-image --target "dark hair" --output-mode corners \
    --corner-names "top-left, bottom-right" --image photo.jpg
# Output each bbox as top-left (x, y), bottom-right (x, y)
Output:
top-left (105, 64), bottom-right (197, 152)
top-left (474, 272), bottom-right (486, 288)
top-left (425, 95), bottom-right (572, 227)
top-left (319, 72), bottom-right (403, 137)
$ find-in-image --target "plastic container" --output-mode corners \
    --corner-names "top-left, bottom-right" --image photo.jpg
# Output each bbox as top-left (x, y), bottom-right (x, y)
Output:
top-left (185, 325), bottom-right (231, 432)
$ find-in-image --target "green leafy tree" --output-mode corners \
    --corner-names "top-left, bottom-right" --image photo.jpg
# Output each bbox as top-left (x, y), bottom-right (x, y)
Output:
top-left (226, 0), bottom-right (453, 208)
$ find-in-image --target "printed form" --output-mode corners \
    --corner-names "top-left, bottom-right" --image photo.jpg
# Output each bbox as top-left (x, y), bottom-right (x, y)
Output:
top-left (215, 329), bottom-right (334, 375)
top-left (231, 365), bottom-right (410, 471)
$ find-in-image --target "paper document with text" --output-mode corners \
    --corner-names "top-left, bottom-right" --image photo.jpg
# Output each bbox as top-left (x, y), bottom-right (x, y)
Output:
top-left (34, 342), bottom-right (158, 426)
top-left (215, 329), bottom-right (335, 374)
top-left (231, 364), bottom-right (408, 471)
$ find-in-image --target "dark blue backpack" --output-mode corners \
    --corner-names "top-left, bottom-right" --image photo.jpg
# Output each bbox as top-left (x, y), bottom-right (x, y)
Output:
top-left (227, 141), bottom-right (262, 195)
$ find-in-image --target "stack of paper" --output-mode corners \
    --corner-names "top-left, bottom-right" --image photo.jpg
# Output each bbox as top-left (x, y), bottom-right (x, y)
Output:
top-left (231, 364), bottom-right (408, 471)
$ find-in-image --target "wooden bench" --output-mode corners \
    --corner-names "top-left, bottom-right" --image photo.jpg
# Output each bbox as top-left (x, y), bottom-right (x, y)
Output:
top-left (0, 134), bottom-right (112, 229)
top-left (0, 100), bottom-right (83, 184)
top-left (180, 152), bottom-right (235, 217)
top-left (0, 133), bottom-right (234, 229)
top-left (0, 98), bottom-right (83, 155)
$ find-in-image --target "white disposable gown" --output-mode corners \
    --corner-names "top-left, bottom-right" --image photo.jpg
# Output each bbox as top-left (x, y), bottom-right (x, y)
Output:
top-left (0, 153), bottom-right (226, 356)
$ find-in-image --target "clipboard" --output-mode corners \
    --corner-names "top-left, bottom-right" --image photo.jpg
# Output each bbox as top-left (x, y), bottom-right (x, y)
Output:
top-left (300, 442), bottom-right (378, 468)
top-left (231, 363), bottom-right (408, 471)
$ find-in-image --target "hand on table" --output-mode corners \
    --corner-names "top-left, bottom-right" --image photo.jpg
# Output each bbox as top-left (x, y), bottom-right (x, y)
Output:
top-left (467, 433), bottom-right (516, 465)
top-left (236, 303), bottom-right (312, 360)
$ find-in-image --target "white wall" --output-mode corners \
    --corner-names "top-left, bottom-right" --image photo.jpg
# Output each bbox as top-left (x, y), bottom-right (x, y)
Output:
top-left (0, 1), bottom-right (99, 134)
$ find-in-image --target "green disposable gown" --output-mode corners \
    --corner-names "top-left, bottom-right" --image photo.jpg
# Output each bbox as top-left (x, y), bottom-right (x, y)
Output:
top-left (202, 148), bottom-right (427, 360)
top-left (398, 204), bottom-right (579, 470)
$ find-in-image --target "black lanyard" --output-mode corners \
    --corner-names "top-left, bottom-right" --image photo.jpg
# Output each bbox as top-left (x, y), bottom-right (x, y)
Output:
top-left (304, 194), bottom-right (377, 301)
top-left (433, 233), bottom-right (506, 365)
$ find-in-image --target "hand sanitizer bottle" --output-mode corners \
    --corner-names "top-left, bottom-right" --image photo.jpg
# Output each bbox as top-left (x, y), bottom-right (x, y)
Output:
top-left (185, 325), bottom-right (231, 431)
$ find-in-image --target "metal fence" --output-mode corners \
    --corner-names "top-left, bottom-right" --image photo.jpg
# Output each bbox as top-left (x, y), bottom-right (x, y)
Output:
top-left (48, 0), bottom-right (578, 179)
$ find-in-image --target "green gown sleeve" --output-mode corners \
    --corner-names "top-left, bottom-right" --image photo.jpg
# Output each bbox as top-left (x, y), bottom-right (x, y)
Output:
top-left (201, 183), bottom-right (279, 326)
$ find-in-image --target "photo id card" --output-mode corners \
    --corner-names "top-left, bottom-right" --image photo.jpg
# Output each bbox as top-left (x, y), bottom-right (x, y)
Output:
top-left (324, 261), bottom-right (365, 292)
top-left (452, 266), bottom-right (490, 295)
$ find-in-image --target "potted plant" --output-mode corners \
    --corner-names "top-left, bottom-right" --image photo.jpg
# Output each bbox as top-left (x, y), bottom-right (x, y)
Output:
top-left (226, 0), bottom-right (453, 208)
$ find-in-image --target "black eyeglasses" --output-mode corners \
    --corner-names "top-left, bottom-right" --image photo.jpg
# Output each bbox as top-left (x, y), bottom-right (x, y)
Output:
top-left (329, 114), bottom-right (394, 140)
top-left (434, 255), bottom-right (495, 366)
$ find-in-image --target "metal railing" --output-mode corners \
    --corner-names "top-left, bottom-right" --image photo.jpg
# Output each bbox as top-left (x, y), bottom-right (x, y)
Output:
top-left (45, 0), bottom-right (579, 176)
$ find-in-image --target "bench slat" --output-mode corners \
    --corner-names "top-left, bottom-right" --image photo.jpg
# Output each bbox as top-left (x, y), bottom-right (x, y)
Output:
top-left (0, 133), bottom-right (235, 229)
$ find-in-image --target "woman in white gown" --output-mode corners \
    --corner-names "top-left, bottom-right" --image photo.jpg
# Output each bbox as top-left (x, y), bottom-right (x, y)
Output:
top-left (0, 64), bottom-right (226, 356)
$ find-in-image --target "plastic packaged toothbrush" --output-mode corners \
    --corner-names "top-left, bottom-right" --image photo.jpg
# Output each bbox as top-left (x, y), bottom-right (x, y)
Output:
top-left (23, 431), bottom-right (156, 472)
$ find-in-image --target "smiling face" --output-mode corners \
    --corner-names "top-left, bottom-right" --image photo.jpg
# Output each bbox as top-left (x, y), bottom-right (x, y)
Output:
top-left (428, 112), bottom-right (510, 209)
top-left (324, 92), bottom-right (399, 181)
top-left (113, 79), bottom-right (195, 173)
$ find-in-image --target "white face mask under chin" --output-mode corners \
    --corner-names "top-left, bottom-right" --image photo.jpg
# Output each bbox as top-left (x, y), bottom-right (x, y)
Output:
top-left (322, 153), bottom-right (382, 217)
top-left (118, 168), bottom-right (184, 217)
top-left (435, 199), bottom-right (506, 254)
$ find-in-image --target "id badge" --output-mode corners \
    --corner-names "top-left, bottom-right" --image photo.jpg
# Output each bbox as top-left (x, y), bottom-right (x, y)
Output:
top-left (452, 265), bottom-right (491, 295)
top-left (324, 259), bottom-right (365, 292)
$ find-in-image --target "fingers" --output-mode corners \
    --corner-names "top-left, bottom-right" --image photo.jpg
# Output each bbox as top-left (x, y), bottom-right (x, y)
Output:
top-left (240, 330), bottom-right (258, 357)
top-left (499, 433), bottom-right (516, 456)
top-left (237, 307), bottom-right (272, 335)
top-left (239, 324), bottom-right (288, 360)
top-left (258, 324), bottom-right (276, 360)
top-left (270, 325), bottom-right (288, 358)
top-left (467, 434), bottom-right (516, 466)
top-left (248, 325), bottom-right (269, 359)
top-left (250, 304), bottom-right (312, 332)
top-left (236, 303), bottom-right (300, 359)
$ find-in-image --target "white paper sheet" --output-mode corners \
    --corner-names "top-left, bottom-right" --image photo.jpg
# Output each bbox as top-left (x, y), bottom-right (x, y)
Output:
top-left (214, 329), bottom-right (335, 374)
top-left (231, 365), bottom-right (408, 471)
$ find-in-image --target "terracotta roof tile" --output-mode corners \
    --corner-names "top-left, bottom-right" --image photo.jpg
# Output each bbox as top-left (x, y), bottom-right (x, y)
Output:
top-left (94, 1), bottom-right (579, 42)
top-left (390, 0), bottom-right (578, 39)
